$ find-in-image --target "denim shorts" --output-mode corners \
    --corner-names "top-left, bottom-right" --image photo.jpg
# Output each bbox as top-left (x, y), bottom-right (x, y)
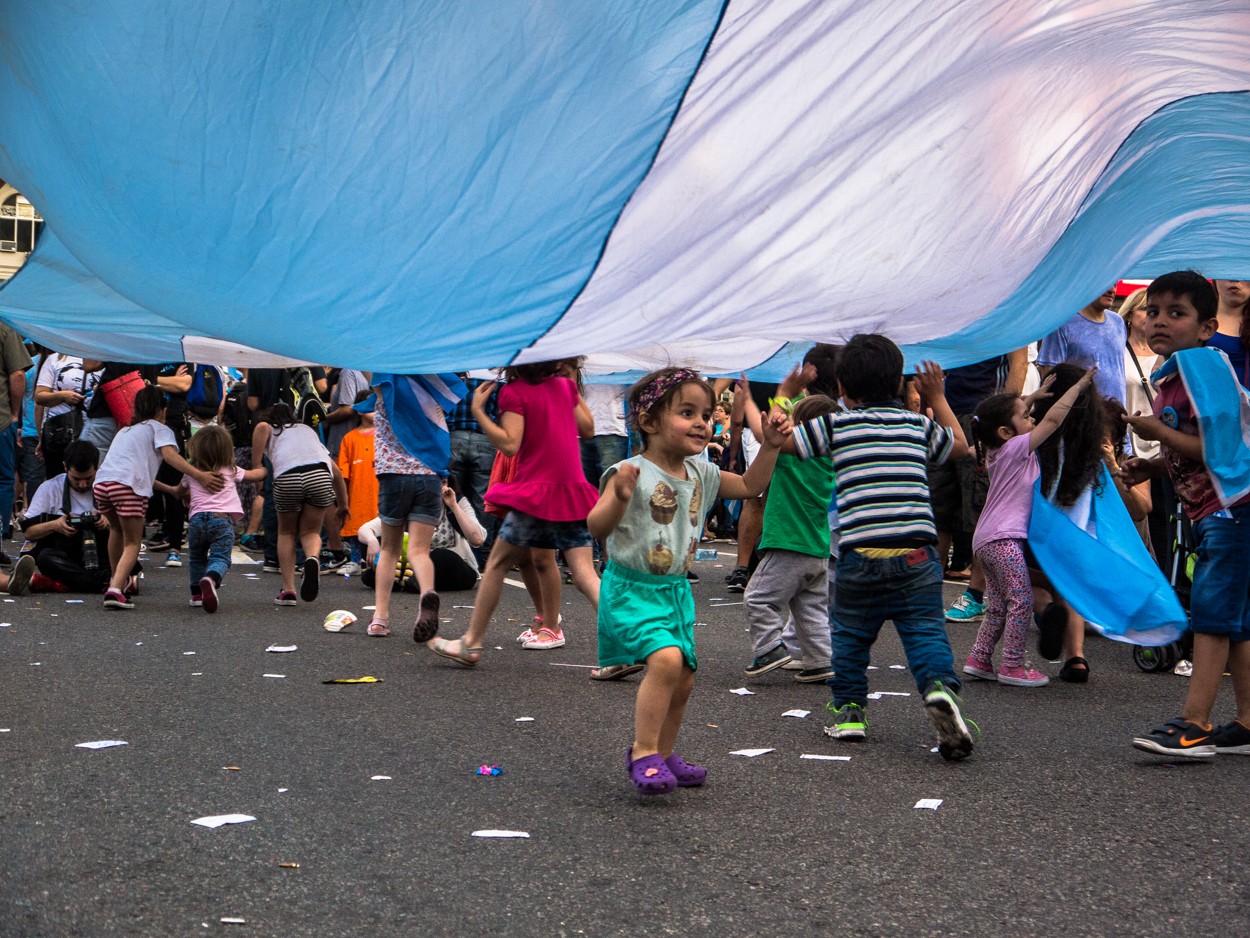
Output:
top-left (1190, 502), bottom-right (1250, 641)
top-left (377, 472), bottom-right (443, 526)
top-left (498, 509), bottom-right (593, 551)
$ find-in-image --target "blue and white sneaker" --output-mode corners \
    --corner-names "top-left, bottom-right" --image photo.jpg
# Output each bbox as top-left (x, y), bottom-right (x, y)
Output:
top-left (165, 550), bottom-right (182, 568)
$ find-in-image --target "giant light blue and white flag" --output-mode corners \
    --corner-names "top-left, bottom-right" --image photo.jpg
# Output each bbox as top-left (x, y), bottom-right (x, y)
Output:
top-left (1, 2), bottom-right (1249, 375)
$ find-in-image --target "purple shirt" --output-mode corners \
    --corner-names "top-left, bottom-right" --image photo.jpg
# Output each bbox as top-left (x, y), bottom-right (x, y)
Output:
top-left (972, 432), bottom-right (1039, 553)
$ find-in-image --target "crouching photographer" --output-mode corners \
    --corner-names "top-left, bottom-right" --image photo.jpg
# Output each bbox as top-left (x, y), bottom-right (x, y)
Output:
top-left (18, 440), bottom-right (118, 594)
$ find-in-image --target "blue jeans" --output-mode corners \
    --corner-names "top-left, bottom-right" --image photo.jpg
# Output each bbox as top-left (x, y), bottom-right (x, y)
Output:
top-left (449, 429), bottom-right (499, 559)
top-left (829, 545), bottom-right (959, 707)
top-left (18, 434), bottom-right (45, 498)
top-left (580, 434), bottom-right (629, 486)
top-left (1191, 502), bottom-right (1250, 641)
top-left (0, 423), bottom-right (18, 538)
top-left (188, 513), bottom-right (234, 591)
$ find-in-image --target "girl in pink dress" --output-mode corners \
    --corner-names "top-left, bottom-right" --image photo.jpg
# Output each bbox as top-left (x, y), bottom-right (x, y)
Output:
top-left (429, 360), bottom-right (599, 666)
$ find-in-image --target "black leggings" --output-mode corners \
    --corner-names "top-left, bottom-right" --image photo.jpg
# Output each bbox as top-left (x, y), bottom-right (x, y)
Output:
top-left (431, 547), bottom-right (478, 592)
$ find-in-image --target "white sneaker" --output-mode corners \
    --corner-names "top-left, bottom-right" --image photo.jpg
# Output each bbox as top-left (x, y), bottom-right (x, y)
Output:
top-left (338, 561), bottom-right (362, 577)
top-left (780, 659), bottom-right (805, 671)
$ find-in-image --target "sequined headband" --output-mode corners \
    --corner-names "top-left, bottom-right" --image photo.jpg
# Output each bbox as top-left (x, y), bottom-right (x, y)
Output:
top-left (631, 368), bottom-right (705, 427)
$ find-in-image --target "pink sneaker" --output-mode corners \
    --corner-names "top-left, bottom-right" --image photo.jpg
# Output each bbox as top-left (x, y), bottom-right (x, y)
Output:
top-left (962, 656), bottom-right (997, 681)
top-left (998, 664), bottom-right (1049, 687)
top-left (522, 627), bottom-right (566, 650)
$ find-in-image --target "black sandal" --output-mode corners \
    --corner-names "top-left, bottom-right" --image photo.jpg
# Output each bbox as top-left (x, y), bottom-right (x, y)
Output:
top-left (1059, 656), bottom-right (1089, 683)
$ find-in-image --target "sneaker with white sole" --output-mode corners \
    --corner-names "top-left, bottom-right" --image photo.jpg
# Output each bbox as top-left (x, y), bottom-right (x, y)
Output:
top-left (522, 627), bottom-right (566, 650)
top-left (103, 589), bottom-right (134, 610)
top-left (7, 554), bottom-right (35, 595)
top-left (823, 701), bottom-right (868, 740)
top-left (1211, 720), bottom-right (1250, 755)
top-left (945, 592), bottom-right (986, 622)
top-left (997, 664), bottom-right (1048, 687)
top-left (338, 561), bottom-right (361, 577)
top-left (744, 643), bottom-right (791, 677)
top-left (923, 680), bottom-right (975, 760)
top-left (199, 576), bottom-right (219, 614)
top-left (962, 655), bottom-right (997, 681)
top-left (274, 590), bottom-right (297, 606)
top-left (517, 613), bottom-right (561, 643)
top-left (165, 550), bottom-right (182, 567)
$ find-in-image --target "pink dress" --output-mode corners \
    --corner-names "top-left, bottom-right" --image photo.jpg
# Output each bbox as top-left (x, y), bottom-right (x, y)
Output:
top-left (485, 376), bottom-right (598, 522)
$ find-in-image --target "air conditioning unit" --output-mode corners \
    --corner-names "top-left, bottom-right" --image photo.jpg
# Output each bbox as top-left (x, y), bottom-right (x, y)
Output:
top-left (0, 241), bottom-right (17, 252)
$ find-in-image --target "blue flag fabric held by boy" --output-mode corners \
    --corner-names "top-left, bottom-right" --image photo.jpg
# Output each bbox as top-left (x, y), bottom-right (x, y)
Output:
top-left (1151, 347), bottom-right (1250, 508)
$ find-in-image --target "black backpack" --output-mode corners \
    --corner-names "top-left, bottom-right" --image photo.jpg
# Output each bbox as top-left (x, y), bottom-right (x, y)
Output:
top-left (222, 382), bottom-right (253, 448)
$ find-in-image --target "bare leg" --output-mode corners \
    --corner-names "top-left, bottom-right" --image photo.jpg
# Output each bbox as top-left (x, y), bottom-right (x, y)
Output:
top-left (372, 521), bottom-right (405, 623)
top-left (104, 509), bottom-right (124, 582)
top-left (460, 537), bottom-right (528, 649)
top-left (632, 646), bottom-right (688, 758)
top-left (107, 515), bottom-right (144, 592)
top-left (1228, 640), bottom-right (1250, 726)
top-left (277, 511), bottom-right (300, 594)
top-left (564, 545), bottom-right (600, 615)
top-left (243, 495), bottom-right (263, 536)
top-left (298, 504), bottom-right (328, 566)
top-left (529, 548), bottom-right (561, 628)
top-left (1059, 603), bottom-right (1086, 664)
top-left (404, 520), bottom-right (435, 595)
top-left (657, 664), bottom-right (696, 757)
top-left (1181, 633), bottom-right (1231, 726)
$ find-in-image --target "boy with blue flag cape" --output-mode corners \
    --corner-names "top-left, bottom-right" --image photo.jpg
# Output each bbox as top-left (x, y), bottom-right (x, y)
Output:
top-left (1121, 271), bottom-right (1250, 759)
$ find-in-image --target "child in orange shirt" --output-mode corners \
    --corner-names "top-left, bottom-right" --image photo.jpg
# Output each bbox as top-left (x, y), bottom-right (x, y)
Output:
top-left (337, 402), bottom-right (377, 569)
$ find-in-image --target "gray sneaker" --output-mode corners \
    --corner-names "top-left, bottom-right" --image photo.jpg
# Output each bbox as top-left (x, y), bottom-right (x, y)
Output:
top-left (923, 680), bottom-right (975, 761)
top-left (823, 701), bottom-right (868, 740)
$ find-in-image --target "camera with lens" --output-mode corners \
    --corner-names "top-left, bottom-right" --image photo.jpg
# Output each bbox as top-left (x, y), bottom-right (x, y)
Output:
top-left (71, 512), bottom-right (100, 570)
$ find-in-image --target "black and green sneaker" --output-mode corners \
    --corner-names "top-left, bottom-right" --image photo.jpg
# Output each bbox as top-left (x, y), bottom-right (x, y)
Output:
top-left (823, 701), bottom-right (868, 740)
top-left (923, 680), bottom-right (975, 761)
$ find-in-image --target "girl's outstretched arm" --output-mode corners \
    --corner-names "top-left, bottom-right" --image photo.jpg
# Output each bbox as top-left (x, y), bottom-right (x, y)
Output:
top-left (160, 445), bottom-right (224, 492)
top-left (1028, 366), bottom-right (1097, 452)
top-left (250, 422), bottom-right (271, 470)
top-left (588, 462), bottom-right (638, 540)
top-left (719, 411), bottom-right (790, 499)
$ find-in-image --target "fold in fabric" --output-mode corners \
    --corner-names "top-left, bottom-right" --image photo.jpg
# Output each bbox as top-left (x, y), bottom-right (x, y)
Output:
top-left (1028, 466), bottom-right (1185, 648)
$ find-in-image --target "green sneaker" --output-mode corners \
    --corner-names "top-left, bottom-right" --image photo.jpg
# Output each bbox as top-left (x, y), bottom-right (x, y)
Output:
top-left (945, 592), bottom-right (986, 622)
top-left (823, 701), bottom-right (868, 740)
top-left (923, 680), bottom-right (975, 760)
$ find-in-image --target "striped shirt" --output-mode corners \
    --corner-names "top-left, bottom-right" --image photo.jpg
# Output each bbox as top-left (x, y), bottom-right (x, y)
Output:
top-left (792, 407), bottom-right (953, 550)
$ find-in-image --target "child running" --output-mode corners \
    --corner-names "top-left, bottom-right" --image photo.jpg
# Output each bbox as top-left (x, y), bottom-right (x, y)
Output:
top-left (962, 367), bottom-right (1097, 686)
top-left (589, 368), bottom-right (789, 795)
top-left (94, 385), bottom-right (224, 609)
top-left (178, 425), bottom-right (268, 612)
top-left (252, 404), bottom-right (349, 606)
top-left (427, 360), bottom-right (599, 665)
top-left (779, 334), bottom-right (976, 760)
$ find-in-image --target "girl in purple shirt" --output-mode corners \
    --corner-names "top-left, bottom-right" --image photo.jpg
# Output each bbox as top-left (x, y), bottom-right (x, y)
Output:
top-left (963, 368), bottom-right (1096, 687)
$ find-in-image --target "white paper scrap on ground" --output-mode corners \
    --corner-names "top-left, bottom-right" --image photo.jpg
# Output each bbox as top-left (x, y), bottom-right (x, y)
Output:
top-left (800, 754), bottom-right (851, 761)
top-left (30, 662), bottom-right (41, 666)
top-left (65, 599), bottom-right (84, 603)
top-left (3, 598), bottom-right (13, 602)
top-left (76, 740), bottom-right (128, 749)
top-left (191, 814), bottom-right (256, 828)
top-left (472, 829), bottom-right (530, 838)
top-left (730, 748), bottom-right (774, 757)
top-left (867, 691), bottom-right (911, 699)
top-left (278, 788), bottom-right (289, 792)
top-left (362, 605), bottom-right (376, 610)
top-left (709, 601), bottom-right (743, 606)
top-left (515, 717), bottom-right (535, 722)
top-left (502, 577), bottom-right (526, 589)
top-left (191, 672), bottom-right (203, 676)
top-left (0, 622), bottom-right (10, 627)
top-left (548, 662), bottom-right (595, 669)
top-left (729, 687), bottom-right (755, 696)
top-left (262, 674), bottom-right (286, 679)
top-left (371, 775), bottom-right (392, 781)
top-left (915, 799), bottom-right (943, 810)
top-left (0, 728), bottom-right (10, 732)
top-left (266, 644), bottom-right (297, 653)
top-left (220, 917), bottom-right (247, 925)
top-left (183, 652), bottom-right (196, 656)
top-left (889, 665), bottom-right (907, 670)
top-left (867, 665), bottom-right (878, 670)
top-left (782, 709), bottom-right (810, 718)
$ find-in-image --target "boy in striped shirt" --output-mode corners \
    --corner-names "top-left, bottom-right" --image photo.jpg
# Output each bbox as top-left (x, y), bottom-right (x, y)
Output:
top-left (778, 333), bottom-right (976, 760)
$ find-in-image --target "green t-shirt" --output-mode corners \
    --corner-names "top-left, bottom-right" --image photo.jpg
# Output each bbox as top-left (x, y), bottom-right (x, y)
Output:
top-left (602, 455), bottom-right (721, 576)
top-left (759, 452), bottom-right (835, 557)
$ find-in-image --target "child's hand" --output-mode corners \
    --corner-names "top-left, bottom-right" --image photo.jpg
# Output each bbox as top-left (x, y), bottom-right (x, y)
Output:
top-left (1118, 456), bottom-right (1154, 486)
top-left (1075, 365), bottom-right (1099, 389)
top-left (1124, 411), bottom-right (1165, 441)
top-left (1023, 373), bottom-right (1056, 406)
top-left (777, 363), bottom-right (815, 399)
top-left (761, 409), bottom-right (791, 447)
top-left (914, 361), bottom-right (945, 403)
top-left (471, 381), bottom-right (497, 413)
top-left (611, 463), bottom-right (639, 503)
top-left (441, 485), bottom-right (457, 508)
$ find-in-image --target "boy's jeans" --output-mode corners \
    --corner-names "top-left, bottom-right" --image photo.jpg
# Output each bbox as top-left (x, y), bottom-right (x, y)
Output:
top-left (829, 545), bottom-right (959, 707)
top-left (187, 513), bottom-right (234, 589)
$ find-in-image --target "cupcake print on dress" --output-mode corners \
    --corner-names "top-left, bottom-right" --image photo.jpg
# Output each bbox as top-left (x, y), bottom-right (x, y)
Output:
top-left (650, 482), bottom-right (678, 525)
top-left (647, 542), bottom-right (674, 575)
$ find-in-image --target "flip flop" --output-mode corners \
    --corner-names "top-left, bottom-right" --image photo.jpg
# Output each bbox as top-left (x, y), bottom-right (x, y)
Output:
top-left (429, 637), bottom-right (482, 668)
top-left (589, 663), bottom-right (645, 681)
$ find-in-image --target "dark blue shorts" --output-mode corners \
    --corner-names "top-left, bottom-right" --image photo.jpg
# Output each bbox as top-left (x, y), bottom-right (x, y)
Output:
top-left (498, 509), bottom-right (592, 551)
top-left (1190, 502), bottom-right (1250, 641)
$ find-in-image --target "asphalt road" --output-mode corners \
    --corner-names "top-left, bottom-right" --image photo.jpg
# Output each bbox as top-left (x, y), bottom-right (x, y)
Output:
top-left (3, 546), bottom-right (1249, 937)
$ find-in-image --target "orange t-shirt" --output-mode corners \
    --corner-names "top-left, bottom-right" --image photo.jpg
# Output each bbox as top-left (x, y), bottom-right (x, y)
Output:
top-left (337, 427), bottom-right (378, 537)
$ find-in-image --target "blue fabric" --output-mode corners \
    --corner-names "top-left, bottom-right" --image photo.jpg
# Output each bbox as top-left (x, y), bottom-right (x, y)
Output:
top-left (1153, 347), bottom-right (1250, 508)
top-left (371, 373), bottom-right (468, 474)
top-left (828, 546), bottom-right (959, 707)
top-left (1028, 466), bottom-right (1186, 647)
top-left (0, 2), bottom-right (722, 369)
